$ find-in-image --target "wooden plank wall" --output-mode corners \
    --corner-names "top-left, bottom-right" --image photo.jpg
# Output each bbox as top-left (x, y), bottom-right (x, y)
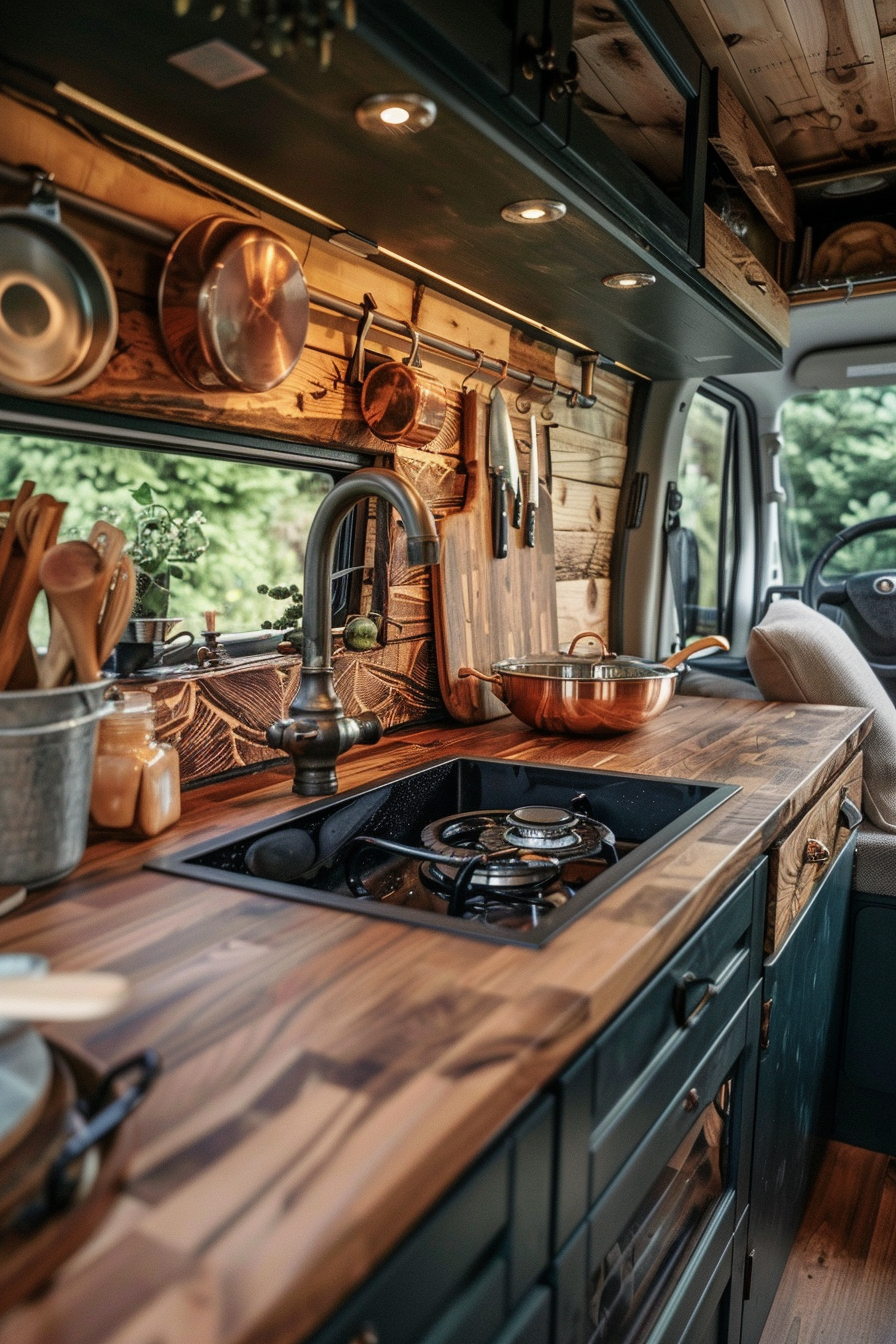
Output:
top-left (0, 91), bottom-right (632, 783)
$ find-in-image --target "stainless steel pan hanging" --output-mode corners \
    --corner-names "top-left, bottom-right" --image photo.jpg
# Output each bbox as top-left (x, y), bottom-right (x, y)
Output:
top-left (0, 173), bottom-right (118, 398)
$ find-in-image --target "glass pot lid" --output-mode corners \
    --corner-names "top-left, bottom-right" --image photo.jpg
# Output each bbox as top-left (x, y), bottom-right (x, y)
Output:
top-left (493, 631), bottom-right (679, 682)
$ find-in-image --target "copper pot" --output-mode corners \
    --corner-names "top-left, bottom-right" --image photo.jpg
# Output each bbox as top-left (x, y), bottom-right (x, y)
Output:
top-left (159, 215), bottom-right (309, 393)
top-left (459, 633), bottom-right (730, 736)
top-left (360, 326), bottom-right (447, 446)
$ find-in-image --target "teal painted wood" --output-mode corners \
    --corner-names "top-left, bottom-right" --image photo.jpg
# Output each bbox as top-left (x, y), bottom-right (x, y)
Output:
top-left (509, 1097), bottom-right (556, 1305)
top-left (740, 835), bottom-right (856, 1344)
top-left (835, 889), bottom-right (896, 1156)
top-left (491, 1287), bottom-right (552, 1344)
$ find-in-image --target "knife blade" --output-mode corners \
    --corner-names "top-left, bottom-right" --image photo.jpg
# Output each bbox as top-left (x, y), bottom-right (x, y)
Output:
top-left (506, 430), bottom-right (523, 529)
top-left (526, 414), bottom-right (539, 548)
top-left (488, 390), bottom-right (511, 559)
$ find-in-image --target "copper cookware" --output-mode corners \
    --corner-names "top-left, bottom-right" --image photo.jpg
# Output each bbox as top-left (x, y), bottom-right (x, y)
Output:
top-left (360, 326), bottom-right (447, 446)
top-left (159, 215), bottom-right (309, 392)
top-left (460, 633), bottom-right (730, 736)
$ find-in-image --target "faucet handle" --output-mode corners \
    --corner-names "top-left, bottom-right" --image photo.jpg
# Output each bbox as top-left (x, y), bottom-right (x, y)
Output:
top-left (266, 718), bottom-right (320, 750)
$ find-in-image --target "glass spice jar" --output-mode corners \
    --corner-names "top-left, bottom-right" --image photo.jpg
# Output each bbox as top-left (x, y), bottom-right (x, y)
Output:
top-left (90, 692), bottom-right (180, 837)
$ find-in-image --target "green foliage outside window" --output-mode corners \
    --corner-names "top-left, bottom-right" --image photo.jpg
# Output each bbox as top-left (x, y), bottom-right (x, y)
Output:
top-left (0, 435), bottom-right (331, 640)
top-left (780, 388), bottom-right (896, 582)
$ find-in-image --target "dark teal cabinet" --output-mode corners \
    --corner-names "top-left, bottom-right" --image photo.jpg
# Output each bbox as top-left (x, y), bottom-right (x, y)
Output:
top-left (835, 887), bottom-right (896, 1157)
top-left (740, 836), bottom-right (856, 1344)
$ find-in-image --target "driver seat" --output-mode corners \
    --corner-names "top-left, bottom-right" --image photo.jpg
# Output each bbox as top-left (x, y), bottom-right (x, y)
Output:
top-left (747, 599), bottom-right (896, 898)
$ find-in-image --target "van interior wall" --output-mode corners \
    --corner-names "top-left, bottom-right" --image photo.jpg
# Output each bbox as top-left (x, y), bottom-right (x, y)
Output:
top-left (618, 379), bottom-right (701, 661)
top-left (0, 91), bottom-right (632, 784)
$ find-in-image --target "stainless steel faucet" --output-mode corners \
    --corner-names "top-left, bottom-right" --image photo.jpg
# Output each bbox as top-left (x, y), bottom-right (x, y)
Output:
top-left (266, 467), bottom-right (440, 795)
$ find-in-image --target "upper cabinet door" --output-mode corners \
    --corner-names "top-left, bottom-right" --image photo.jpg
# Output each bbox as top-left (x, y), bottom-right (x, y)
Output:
top-left (543, 0), bottom-right (709, 258)
top-left (403, 0), bottom-right (547, 122)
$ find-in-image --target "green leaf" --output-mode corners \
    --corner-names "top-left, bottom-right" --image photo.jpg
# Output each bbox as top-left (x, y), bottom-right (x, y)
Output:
top-left (131, 483), bottom-right (154, 507)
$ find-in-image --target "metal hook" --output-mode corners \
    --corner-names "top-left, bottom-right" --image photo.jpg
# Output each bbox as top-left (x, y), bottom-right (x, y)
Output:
top-left (348, 292), bottom-right (378, 386)
top-left (515, 373), bottom-right (537, 414)
top-left (461, 349), bottom-right (485, 391)
top-left (402, 322), bottom-right (422, 368)
top-left (540, 381), bottom-right (558, 421)
top-left (488, 358), bottom-right (510, 403)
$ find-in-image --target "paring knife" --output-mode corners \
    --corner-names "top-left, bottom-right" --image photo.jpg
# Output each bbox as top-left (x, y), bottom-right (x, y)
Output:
top-left (488, 389), bottom-right (513, 559)
top-left (526, 415), bottom-right (539, 548)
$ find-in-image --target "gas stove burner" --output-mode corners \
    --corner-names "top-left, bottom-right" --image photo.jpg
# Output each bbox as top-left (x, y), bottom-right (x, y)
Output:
top-left (421, 808), bottom-right (615, 868)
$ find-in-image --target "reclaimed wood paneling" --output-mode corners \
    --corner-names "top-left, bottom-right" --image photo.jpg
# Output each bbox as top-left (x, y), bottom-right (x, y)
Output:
top-left (710, 76), bottom-right (797, 241)
top-left (702, 206), bottom-right (791, 346)
top-left (0, 702), bottom-right (871, 1344)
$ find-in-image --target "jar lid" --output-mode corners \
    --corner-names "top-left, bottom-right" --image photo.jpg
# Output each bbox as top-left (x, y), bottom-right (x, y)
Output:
top-left (106, 691), bottom-right (153, 715)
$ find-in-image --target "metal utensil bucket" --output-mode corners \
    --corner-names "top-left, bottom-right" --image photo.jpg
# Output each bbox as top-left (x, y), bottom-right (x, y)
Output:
top-left (0, 683), bottom-right (109, 888)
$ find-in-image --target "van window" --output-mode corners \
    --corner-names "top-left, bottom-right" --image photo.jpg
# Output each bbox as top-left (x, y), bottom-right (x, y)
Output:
top-left (0, 434), bottom-right (338, 645)
top-left (779, 387), bottom-right (896, 582)
top-left (674, 390), bottom-right (738, 640)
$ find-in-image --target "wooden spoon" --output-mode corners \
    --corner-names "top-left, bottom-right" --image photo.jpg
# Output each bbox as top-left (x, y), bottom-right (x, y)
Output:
top-left (38, 542), bottom-right (105, 685)
top-left (0, 481), bottom-right (34, 595)
top-left (97, 556), bottom-right (136, 667)
top-left (0, 500), bottom-right (65, 692)
top-left (0, 972), bottom-right (128, 1021)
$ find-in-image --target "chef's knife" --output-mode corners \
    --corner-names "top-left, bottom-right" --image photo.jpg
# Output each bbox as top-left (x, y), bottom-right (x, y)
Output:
top-left (506, 432), bottom-right (523, 529)
top-left (488, 390), bottom-right (512, 559)
top-left (526, 414), bottom-right (539, 548)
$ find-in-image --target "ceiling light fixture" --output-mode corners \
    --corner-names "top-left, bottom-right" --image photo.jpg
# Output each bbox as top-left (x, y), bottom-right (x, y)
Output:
top-left (354, 93), bottom-right (437, 135)
top-left (821, 173), bottom-right (887, 198)
top-left (501, 199), bottom-right (567, 224)
top-left (602, 272), bottom-right (657, 290)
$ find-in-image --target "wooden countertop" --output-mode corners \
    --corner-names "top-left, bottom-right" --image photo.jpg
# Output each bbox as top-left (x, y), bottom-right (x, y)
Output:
top-left (0, 697), bottom-right (871, 1344)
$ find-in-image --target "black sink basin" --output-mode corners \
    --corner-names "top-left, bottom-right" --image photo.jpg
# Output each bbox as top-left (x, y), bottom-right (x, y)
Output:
top-left (148, 757), bottom-right (737, 946)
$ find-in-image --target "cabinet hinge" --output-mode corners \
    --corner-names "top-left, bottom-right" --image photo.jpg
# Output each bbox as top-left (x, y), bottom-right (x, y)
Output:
top-left (743, 1248), bottom-right (755, 1301)
top-left (760, 998), bottom-right (773, 1050)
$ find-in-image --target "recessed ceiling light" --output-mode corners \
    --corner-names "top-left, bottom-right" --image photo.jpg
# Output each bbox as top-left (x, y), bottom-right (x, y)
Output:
top-left (355, 93), bottom-right (437, 134)
top-left (602, 272), bottom-right (657, 290)
top-left (821, 173), bottom-right (887, 198)
top-left (501, 199), bottom-right (567, 224)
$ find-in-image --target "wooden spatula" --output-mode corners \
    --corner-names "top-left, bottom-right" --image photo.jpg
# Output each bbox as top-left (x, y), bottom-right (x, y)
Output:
top-left (0, 499), bottom-right (66, 692)
top-left (37, 541), bottom-right (106, 686)
top-left (97, 555), bottom-right (136, 667)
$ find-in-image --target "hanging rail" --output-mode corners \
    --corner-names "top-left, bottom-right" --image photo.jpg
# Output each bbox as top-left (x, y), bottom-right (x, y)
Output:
top-left (0, 160), bottom-right (600, 407)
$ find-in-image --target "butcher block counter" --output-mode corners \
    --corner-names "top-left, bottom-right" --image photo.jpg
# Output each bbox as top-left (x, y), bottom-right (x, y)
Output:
top-left (0, 696), bottom-right (871, 1344)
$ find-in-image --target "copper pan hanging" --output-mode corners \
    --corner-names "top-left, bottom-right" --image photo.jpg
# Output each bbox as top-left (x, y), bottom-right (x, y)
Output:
top-left (159, 214), bottom-right (309, 392)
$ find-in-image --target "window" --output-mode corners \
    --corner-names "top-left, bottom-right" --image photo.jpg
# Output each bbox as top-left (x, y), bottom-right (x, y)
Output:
top-left (670, 390), bottom-right (738, 641)
top-left (0, 431), bottom-right (348, 650)
top-left (779, 386), bottom-right (896, 583)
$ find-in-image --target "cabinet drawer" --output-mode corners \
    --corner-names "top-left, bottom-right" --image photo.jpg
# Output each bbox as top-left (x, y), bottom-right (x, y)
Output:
top-left (701, 205), bottom-right (790, 348)
top-left (312, 1094), bottom-right (555, 1344)
top-left (766, 753), bottom-right (863, 955)
top-left (709, 74), bottom-right (795, 242)
top-left (555, 861), bottom-right (765, 1246)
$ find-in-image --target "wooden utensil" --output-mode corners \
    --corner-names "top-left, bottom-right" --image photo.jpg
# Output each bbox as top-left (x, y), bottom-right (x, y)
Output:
top-left (0, 498), bottom-right (65, 692)
top-left (37, 541), bottom-right (105, 685)
top-left (97, 556), bottom-right (136, 666)
top-left (0, 480), bottom-right (34, 594)
top-left (0, 972), bottom-right (128, 1021)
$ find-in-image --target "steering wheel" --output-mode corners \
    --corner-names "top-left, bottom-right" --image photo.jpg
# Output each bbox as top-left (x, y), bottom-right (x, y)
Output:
top-left (803, 514), bottom-right (896, 681)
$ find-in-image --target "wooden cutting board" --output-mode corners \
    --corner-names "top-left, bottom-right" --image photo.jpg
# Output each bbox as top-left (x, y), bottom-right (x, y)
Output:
top-left (432, 390), bottom-right (558, 723)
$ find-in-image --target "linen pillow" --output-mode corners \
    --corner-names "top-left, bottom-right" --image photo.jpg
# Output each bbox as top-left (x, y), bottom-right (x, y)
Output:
top-left (746, 600), bottom-right (896, 833)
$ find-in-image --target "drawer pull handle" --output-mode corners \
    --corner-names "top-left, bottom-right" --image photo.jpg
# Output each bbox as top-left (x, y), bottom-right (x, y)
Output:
top-left (672, 972), bottom-right (719, 1029)
top-left (804, 838), bottom-right (831, 866)
top-left (683, 1087), bottom-right (700, 1112)
top-left (747, 274), bottom-right (769, 293)
top-left (752, 163), bottom-right (778, 176)
top-left (839, 795), bottom-right (862, 831)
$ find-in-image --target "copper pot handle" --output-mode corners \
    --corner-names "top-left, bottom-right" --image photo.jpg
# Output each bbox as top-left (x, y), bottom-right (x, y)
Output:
top-left (664, 635), bottom-right (730, 671)
top-left (458, 666), bottom-right (504, 696)
top-left (568, 631), bottom-right (612, 657)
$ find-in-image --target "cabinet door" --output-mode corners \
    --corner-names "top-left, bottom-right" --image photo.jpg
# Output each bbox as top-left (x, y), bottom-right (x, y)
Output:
top-left (544, 0), bottom-right (708, 258)
top-left (740, 835), bottom-right (856, 1344)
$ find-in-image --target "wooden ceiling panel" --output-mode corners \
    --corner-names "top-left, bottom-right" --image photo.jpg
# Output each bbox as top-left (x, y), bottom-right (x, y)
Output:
top-left (673, 0), bottom-right (896, 174)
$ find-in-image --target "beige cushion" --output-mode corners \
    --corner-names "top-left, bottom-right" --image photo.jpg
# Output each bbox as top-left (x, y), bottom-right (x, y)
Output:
top-left (747, 600), bottom-right (896, 833)
top-left (677, 668), bottom-right (764, 700)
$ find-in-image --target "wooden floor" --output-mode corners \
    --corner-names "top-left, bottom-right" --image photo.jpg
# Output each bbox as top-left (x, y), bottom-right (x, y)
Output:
top-left (759, 1142), bottom-right (896, 1344)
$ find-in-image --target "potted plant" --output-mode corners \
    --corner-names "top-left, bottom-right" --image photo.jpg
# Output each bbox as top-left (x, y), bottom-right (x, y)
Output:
top-left (128, 484), bottom-right (208, 618)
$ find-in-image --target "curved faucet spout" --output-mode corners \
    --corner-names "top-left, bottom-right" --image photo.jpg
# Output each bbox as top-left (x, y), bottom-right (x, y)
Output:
top-left (268, 467), bottom-right (440, 795)
top-left (302, 467), bottom-right (440, 670)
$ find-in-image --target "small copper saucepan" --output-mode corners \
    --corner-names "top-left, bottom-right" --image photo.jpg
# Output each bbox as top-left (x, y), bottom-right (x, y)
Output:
top-left (459, 632), bottom-right (730, 736)
top-left (360, 325), bottom-right (447, 446)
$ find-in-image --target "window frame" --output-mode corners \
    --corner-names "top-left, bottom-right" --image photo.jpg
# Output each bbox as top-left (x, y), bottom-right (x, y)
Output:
top-left (0, 394), bottom-right (370, 634)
